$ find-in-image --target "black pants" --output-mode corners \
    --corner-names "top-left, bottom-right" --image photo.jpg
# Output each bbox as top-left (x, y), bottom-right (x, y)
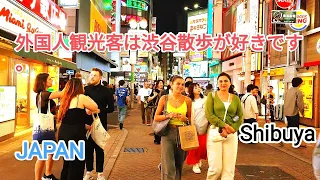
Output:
top-left (286, 114), bottom-right (300, 128)
top-left (61, 158), bottom-right (85, 180)
top-left (85, 136), bottom-right (104, 173)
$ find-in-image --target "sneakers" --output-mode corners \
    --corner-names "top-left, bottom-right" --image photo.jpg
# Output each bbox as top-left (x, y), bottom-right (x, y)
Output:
top-left (158, 163), bottom-right (161, 171)
top-left (192, 163), bottom-right (201, 174)
top-left (97, 174), bottom-right (106, 180)
top-left (119, 123), bottom-right (123, 130)
top-left (83, 173), bottom-right (93, 180)
top-left (42, 174), bottom-right (59, 180)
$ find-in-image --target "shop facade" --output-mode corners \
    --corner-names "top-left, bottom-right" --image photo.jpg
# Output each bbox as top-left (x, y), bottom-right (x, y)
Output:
top-left (0, 0), bottom-right (75, 141)
top-left (222, 56), bottom-right (243, 94)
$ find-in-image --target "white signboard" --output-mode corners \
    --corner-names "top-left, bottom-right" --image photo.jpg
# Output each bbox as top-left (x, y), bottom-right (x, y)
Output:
top-left (236, 3), bottom-right (245, 33)
top-left (250, 0), bottom-right (259, 34)
top-left (0, 0), bottom-right (57, 42)
top-left (0, 86), bottom-right (16, 123)
top-left (187, 13), bottom-right (208, 34)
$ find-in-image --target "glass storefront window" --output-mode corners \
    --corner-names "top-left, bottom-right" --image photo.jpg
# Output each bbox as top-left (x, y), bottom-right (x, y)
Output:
top-left (0, 55), bottom-right (9, 85)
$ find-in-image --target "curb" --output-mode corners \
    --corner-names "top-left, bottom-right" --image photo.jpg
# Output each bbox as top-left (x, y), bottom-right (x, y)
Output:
top-left (105, 128), bottom-right (128, 179)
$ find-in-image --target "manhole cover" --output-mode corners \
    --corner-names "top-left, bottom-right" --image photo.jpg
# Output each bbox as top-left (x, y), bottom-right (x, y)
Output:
top-left (123, 148), bottom-right (145, 153)
top-left (236, 165), bottom-right (296, 180)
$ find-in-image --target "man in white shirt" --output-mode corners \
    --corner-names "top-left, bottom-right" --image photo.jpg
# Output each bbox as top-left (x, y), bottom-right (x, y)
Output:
top-left (241, 84), bottom-right (259, 124)
top-left (137, 81), bottom-right (152, 125)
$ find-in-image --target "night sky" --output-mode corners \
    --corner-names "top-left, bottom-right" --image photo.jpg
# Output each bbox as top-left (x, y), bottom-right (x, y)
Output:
top-left (153, 0), bottom-right (208, 35)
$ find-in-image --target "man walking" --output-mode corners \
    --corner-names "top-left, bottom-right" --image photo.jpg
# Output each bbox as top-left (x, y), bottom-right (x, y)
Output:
top-left (241, 84), bottom-right (259, 124)
top-left (115, 80), bottom-right (129, 130)
top-left (84, 68), bottom-right (114, 180)
top-left (137, 81), bottom-right (152, 125)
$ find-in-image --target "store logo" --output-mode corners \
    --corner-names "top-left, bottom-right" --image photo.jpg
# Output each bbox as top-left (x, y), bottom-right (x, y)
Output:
top-left (289, 10), bottom-right (310, 32)
top-left (275, 0), bottom-right (294, 9)
top-left (317, 39), bottom-right (320, 54)
top-left (14, 64), bottom-right (24, 73)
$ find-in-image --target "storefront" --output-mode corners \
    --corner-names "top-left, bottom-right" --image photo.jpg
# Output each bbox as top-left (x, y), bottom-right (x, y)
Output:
top-left (222, 56), bottom-right (243, 93)
top-left (0, 0), bottom-right (75, 141)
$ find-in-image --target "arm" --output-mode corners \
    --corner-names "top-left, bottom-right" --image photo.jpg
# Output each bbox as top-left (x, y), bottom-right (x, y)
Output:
top-left (48, 91), bottom-right (64, 99)
top-left (82, 95), bottom-right (99, 112)
top-left (231, 96), bottom-right (243, 132)
top-left (205, 92), bottom-right (226, 128)
top-left (154, 96), bottom-right (168, 122)
top-left (186, 97), bottom-right (192, 122)
top-left (250, 96), bottom-right (259, 120)
top-left (297, 91), bottom-right (305, 116)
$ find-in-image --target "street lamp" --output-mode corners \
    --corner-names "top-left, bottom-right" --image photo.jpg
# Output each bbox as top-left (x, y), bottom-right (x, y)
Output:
top-left (194, 4), bottom-right (199, 9)
top-left (184, 6), bottom-right (191, 11)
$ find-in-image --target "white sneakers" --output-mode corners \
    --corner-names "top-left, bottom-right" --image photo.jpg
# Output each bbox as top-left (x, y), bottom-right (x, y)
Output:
top-left (83, 173), bottom-right (93, 180)
top-left (83, 173), bottom-right (106, 180)
top-left (192, 161), bottom-right (202, 174)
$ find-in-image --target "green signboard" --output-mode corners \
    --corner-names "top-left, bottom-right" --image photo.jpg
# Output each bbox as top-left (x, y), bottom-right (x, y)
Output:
top-left (271, 10), bottom-right (296, 24)
top-left (126, 0), bottom-right (148, 11)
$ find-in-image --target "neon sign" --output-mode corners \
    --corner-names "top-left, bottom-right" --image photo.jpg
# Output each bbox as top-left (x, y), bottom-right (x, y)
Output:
top-left (126, 0), bottom-right (148, 11)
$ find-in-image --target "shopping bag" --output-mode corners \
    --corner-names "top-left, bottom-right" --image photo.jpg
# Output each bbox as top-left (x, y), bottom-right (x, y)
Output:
top-left (90, 114), bottom-right (111, 149)
top-left (32, 93), bottom-right (55, 143)
top-left (178, 125), bottom-right (199, 151)
top-left (152, 95), bottom-right (170, 136)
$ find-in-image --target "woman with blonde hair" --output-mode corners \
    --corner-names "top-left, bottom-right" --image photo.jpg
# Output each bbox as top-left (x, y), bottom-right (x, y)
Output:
top-left (58, 78), bottom-right (99, 180)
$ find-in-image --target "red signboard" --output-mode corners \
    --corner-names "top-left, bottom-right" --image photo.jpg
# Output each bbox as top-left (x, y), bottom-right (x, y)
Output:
top-left (275, 0), bottom-right (294, 9)
top-left (16, 0), bottom-right (67, 32)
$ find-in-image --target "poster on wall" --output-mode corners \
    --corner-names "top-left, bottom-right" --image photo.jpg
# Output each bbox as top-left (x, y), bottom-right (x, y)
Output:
top-left (299, 76), bottom-right (313, 119)
top-left (189, 61), bottom-right (208, 77)
top-left (0, 86), bottom-right (16, 123)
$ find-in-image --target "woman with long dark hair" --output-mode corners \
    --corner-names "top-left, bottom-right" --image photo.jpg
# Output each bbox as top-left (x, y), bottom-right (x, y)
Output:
top-left (58, 78), bottom-right (99, 180)
top-left (33, 73), bottom-right (64, 180)
top-left (205, 72), bottom-right (243, 179)
top-left (154, 76), bottom-right (192, 180)
top-left (186, 83), bottom-right (207, 174)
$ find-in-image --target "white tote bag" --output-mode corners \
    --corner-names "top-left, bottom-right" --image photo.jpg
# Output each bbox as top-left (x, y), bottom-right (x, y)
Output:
top-left (32, 92), bottom-right (55, 142)
top-left (192, 98), bottom-right (209, 135)
top-left (87, 114), bottom-right (111, 149)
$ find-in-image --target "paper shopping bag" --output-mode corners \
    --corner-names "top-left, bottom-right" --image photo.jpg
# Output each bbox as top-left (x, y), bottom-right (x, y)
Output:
top-left (178, 125), bottom-right (199, 151)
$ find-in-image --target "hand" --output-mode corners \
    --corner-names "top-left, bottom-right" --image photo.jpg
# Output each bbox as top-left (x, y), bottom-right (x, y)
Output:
top-left (224, 124), bottom-right (235, 134)
top-left (166, 112), bottom-right (174, 119)
top-left (220, 128), bottom-right (228, 138)
top-left (177, 114), bottom-right (188, 122)
top-left (85, 125), bottom-right (91, 131)
top-left (138, 101), bottom-right (141, 105)
top-left (86, 109), bottom-right (92, 115)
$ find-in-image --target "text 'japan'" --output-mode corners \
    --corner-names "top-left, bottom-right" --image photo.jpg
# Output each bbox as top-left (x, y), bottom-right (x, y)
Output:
top-left (13, 32), bottom-right (304, 53)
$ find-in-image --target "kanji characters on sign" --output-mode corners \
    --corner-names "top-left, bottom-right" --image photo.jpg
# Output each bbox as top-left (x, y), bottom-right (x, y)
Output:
top-left (12, 32), bottom-right (304, 53)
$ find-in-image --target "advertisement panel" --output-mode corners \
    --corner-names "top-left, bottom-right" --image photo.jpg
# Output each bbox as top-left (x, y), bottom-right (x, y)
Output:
top-left (126, 0), bottom-right (149, 11)
top-left (0, 0), bottom-right (57, 42)
top-left (189, 51), bottom-right (204, 61)
top-left (187, 13), bottom-right (208, 34)
top-left (90, 2), bottom-right (107, 33)
top-left (15, 0), bottom-right (67, 32)
top-left (0, 86), bottom-right (16, 123)
top-left (189, 61), bottom-right (208, 78)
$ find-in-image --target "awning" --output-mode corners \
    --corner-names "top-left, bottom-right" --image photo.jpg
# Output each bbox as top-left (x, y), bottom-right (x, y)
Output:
top-left (93, 50), bottom-right (118, 68)
top-left (12, 44), bottom-right (78, 70)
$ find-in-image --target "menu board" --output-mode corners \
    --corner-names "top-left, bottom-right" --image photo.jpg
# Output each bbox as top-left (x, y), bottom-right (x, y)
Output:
top-left (0, 86), bottom-right (16, 122)
top-left (300, 77), bottom-right (313, 119)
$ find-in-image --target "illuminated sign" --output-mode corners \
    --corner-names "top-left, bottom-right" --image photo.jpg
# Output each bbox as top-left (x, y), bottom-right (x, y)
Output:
top-left (289, 10), bottom-right (310, 32)
top-left (187, 13), bottom-right (208, 34)
top-left (126, 0), bottom-right (149, 11)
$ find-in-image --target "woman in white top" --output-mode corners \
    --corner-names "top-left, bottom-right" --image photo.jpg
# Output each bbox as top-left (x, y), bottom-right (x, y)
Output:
top-left (186, 83), bottom-right (208, 174)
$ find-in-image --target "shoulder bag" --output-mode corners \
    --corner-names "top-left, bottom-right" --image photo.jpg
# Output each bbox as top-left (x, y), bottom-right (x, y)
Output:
top-left (152, 95), bottom-right (170, 136)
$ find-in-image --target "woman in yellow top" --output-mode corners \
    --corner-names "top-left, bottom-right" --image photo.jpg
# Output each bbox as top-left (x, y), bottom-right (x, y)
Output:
top-left (154, 76), bottom-right (192, 180)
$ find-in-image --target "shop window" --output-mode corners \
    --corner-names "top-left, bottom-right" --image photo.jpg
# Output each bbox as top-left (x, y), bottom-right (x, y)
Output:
top-left (0, 55), bottom-right (9, 85)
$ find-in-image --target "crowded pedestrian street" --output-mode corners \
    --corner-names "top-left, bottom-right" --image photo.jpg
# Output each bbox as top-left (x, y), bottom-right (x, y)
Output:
top-left (0, 108), bottom-right (317, 180)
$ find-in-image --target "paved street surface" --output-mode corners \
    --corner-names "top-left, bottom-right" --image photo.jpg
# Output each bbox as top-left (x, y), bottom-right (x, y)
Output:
top-left (0, 109), bottom-right (317, 180)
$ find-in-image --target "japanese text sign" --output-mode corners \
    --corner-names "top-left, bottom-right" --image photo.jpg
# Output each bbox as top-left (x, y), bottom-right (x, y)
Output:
top-left (90, 2), bottom-right (107, 33)
top-left (0, 0), bottom-right (57, 42)
top-left (14, 32), bottom-right (304, 54)
top-left (126, 0), bottom-right (148, 11)
top-left (187, 13), bottom-right (207, 34)
top-left (272, 10), bottom-right (297, 24)
top-left (16, 0), bottom-right (67, 32)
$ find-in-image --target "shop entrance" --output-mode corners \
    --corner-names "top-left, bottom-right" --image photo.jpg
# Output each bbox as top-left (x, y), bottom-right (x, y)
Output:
top-left (13, 60), bottom-right (30, 132)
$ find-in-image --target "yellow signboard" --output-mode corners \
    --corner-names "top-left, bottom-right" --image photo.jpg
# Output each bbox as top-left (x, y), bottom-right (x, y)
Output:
top-left (262, 68), bottom-right (285, 77)
top-left (300, 76), bottom-right (313, 119)
top-left (90, 2), bottom-right (107, 33)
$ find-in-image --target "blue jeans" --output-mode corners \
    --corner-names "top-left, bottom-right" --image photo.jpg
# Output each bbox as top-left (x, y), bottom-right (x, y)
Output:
top-left (118, 106), bottom-right (127, 123)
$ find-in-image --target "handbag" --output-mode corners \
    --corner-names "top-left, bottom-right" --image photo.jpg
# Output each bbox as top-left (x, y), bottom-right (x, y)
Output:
top-left (192, 98), bottom-right (209, 135)
top-left (86, 114), bottom-right (111, 149)
top-left (152, 95), bottom-right (170, 136)
top-left (32, 92), bottom-right (55, 143)
top-left (179, 124), bottom-right (200, 151)
top-left (207, 92), bottom-right (230, 142)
